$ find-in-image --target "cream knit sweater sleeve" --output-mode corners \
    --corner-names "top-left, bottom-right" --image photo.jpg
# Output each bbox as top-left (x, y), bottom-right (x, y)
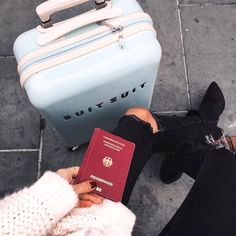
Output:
top-left (0, 171), bottom-right (136, 236)
top-left (0, 172), bottom-right (78, 236)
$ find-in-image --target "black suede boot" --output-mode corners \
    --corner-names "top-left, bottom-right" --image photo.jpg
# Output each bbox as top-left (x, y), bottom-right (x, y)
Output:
top-left (188, 81), bottom-right (225, 122)
top-left (160, 153), bottom-right (182, 184)
top-left (158, 82), bottom-right (225, 184)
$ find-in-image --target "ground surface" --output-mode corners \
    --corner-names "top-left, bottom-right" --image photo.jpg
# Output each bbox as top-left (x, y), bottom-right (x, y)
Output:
top-left (0, 0), bottom-right (235, 235)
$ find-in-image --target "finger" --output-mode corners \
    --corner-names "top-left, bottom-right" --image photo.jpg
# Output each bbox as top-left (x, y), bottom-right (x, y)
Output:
top-left (87, 193), bottom-right (104, 202)
top-left (68, 166), bottom-right (80, 178)
top-left (79, 194), bottom-right (103, 204)
top-left (63, 167), bottom-right (79, 184)
top-left (77, 200), bottom-right (92, 208)
top-left (56, 169), bottom-right (69, 181)
top-left (56, 167), bottom-right (80, 183)
top-left (73, 181), bottom-right (97, 195)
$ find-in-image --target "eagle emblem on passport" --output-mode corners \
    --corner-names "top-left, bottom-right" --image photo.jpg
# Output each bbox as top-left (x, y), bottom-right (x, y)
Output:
top-left (103, 156), bottom-right (113, 167)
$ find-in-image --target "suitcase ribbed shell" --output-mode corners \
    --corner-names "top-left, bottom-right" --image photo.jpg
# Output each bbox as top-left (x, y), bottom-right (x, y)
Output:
top-left (14, 0), bottom-right (162, 147)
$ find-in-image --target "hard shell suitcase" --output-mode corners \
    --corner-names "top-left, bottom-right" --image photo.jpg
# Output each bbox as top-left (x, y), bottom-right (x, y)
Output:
top-left (13, 0), bottom-right (162, 147)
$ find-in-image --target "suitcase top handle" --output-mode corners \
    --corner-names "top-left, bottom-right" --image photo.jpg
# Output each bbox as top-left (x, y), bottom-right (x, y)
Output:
top-left (37, 1), bottom-right (123, 46)
top-left (36, 0), bottom-right (107, 28)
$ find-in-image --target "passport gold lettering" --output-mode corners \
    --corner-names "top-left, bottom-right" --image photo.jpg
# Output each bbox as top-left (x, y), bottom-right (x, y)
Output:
top-left (104, 143), bottom-right (121, 151)
top-left (90, 175), bottom-right (113, 187)
top-left (103, 140), bottom-right (123, 150)
top-left (103, 140), bottom-right (122, 152)
top-left (103, 136), bottom-right (125, 147)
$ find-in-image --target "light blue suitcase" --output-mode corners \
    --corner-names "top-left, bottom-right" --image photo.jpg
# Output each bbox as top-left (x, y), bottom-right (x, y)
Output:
top-left (13, 0), bottom-right (162, 147)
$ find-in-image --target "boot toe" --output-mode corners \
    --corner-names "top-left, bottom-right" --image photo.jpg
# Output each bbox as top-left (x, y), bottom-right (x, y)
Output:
top-left (160, 154), bottom-right (182, 184)
top-left (199, 81), bottom-right (225, 122)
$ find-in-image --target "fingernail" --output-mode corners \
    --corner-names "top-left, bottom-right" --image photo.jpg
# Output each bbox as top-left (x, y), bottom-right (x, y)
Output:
top-left (89, 181), bottom-right (97, 189)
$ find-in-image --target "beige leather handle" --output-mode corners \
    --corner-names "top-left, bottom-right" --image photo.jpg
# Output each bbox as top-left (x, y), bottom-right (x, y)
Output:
top-left (36, 0), bottom-right (92, 23)
top-left (37, 3), bottom-right (123, 46)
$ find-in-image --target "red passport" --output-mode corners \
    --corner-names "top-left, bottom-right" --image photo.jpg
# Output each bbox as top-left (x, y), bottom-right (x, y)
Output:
top-left (75, 128), bottom-right (135, 202)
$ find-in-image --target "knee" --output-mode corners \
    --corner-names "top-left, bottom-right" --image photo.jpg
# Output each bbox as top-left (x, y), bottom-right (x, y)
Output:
top-left (125, 107), bottom-right (158, 133)
top-left (125, 107), bottom-right (150, 121)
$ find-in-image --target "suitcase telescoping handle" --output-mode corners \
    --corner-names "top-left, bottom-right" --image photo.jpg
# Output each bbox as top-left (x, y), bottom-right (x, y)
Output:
top-left (37, 1), bottom-right (123, 45)
top-left (36, 0), bottom-right (107, 28)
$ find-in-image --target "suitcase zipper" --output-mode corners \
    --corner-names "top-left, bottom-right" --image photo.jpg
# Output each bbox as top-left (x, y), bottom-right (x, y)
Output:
top-left (20, 22), bottom-right (156, 87)
top-left (20, 20), bottom-right (146, 74)
top-left (20, 19), bottom-right (148, 73)
top-left (18, 12), bottom-right (152, 72)
top-left (98, 21), bottom-right (125, 49)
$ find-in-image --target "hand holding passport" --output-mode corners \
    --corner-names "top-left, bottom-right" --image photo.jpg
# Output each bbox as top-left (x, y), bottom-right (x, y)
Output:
top-left (75, 128), bottom-right (135, 202)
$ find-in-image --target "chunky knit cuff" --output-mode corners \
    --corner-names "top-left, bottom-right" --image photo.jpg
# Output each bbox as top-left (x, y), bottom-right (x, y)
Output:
top-left (0, 171), bottom-right (78, 236)
top-left (95, 199), bottom-right (136, 235)
top-left (54, 199), bottom-right (136, 235)
top-left (31, 172), bottom-right (78, 224)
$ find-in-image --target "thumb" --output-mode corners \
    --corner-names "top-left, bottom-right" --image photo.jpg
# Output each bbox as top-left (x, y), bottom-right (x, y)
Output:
top-left (73, 181), bottom-right (97, 195)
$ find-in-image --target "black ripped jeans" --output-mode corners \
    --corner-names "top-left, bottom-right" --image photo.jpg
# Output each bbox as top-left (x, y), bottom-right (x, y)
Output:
top-left (114, 113), bottom-right (236, 235)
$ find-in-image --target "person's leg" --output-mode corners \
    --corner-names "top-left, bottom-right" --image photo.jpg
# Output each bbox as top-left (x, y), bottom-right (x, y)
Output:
top-left (152, 82), bottom-right (225, 154)
top-left (154, 113), bottom-right (224, 183)
top-left (157, 81), bottom-right (226, 183)
top-left (159, 143), bottom-right (212, 183)
top-left (160, 130), bottom-right (236, 183)
top-left (112, 106), bottom-right (210, 203)
top-left (116, 81), bottom-right (226, 202)
top-left (174, 150), bottom-right (209, 180)
top-left (151, 114), bottom-right (202, 153)
top-left (112, 107), bottom-right (158, 205)
top-left (160, 148), bottom-right (236, 236)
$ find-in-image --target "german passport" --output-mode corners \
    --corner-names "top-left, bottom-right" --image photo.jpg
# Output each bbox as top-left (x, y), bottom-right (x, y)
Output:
top-left (75, 128), bottom-right (135, 202)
